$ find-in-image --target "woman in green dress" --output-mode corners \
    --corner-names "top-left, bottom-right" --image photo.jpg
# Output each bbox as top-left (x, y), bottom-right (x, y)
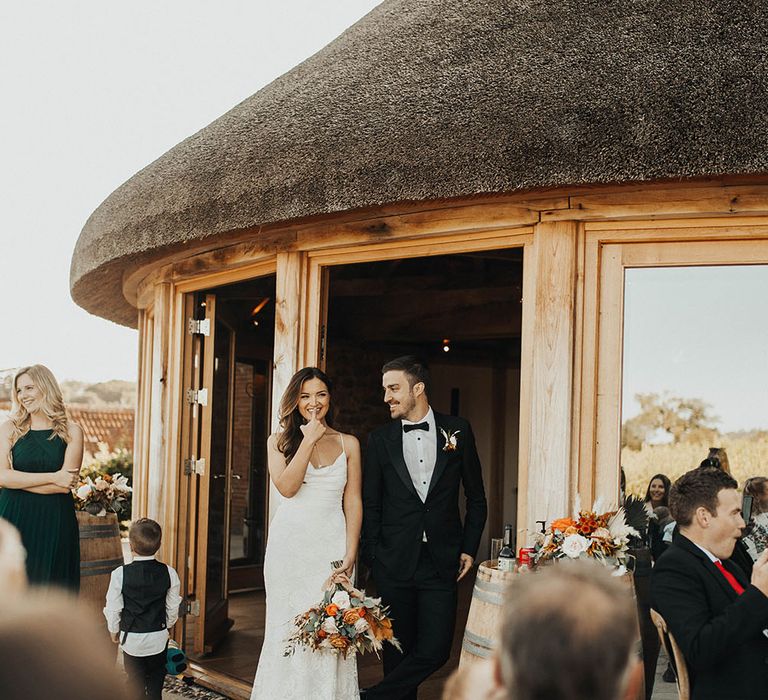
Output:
top-left (0, 365), bottom-right (82, 590)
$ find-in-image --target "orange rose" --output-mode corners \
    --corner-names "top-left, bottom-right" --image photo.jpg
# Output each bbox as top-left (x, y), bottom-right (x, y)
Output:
top-left (358, 607), bottom-right (367, 618)
top-left (317, 629), bottom-right (327, 639)
top-left (343, 609), bottom-right (360, 625)
top-left (325, 604), bottom-right (339, 617)
top-left (550, 518), bottom-right (576, 532)
top-left (329, 634), bottom-right (349, 650)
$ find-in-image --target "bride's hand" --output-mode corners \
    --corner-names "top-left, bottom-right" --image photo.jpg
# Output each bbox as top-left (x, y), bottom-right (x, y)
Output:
top-left (331, 557), bottom-right (356, 582)
top-left (299, 410), bottom-right (326, 444)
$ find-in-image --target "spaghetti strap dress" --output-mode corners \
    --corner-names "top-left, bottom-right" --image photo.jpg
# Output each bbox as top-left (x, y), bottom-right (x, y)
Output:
top-left (251, 432), bottom-right (358, 699)
top-left (0, 429), bottom-right (80, 590)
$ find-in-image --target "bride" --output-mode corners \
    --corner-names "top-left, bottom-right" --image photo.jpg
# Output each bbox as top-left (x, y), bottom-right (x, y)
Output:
top-left (251, 367), bottom-right (361, 700)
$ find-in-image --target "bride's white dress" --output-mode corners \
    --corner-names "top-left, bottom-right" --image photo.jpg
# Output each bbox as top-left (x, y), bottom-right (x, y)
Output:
top-left (250, 436), bottom-right (359, 699)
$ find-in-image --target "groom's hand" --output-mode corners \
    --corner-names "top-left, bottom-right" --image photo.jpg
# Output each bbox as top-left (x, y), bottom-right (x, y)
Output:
top-left (457, 553), bottom-right (474, 581)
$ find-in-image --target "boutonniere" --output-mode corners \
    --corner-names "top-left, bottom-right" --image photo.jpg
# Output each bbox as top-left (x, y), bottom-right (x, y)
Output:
top-left (440, 428), bottom-right (460, 452)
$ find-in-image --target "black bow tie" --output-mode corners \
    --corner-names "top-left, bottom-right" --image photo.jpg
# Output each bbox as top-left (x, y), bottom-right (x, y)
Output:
top-left (403, 422), bottom-right (429, 433)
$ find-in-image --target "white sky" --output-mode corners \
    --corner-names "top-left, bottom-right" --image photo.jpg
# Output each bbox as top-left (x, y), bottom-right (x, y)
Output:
top-left (0, 1), bottom-right (381, 383)
top-left (622, 266), bottom-right (768, 434)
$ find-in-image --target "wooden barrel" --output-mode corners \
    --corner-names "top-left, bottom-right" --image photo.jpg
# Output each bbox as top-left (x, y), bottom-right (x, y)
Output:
top-left (77, 511), bottom-right (124, 613)
top-left (460, 560), bottom-right (515, 667)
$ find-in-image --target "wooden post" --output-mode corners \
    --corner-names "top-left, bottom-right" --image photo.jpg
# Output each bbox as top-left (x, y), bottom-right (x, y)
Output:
top-left (523, 221), bottom-right (577, 536)
top-left (269, 252), bottom-right (305, 518)
top-left (272, 252), bottom-right (305, 428)
top-left (147, 284), bottom-right (173, 543)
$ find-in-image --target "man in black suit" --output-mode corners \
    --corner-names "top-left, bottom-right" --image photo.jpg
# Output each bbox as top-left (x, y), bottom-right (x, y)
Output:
top-left (651, 467), bottom-right (768, 700)
top-left (361, 356), bottom-right (487, 700)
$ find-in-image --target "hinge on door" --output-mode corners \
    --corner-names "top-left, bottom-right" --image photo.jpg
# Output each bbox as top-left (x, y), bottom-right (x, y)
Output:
top-left (184, 458), bottom-right (206, 476)
top-left (319, 324), bottom-right (327, 362)
top-left (188, 318), bottom-right (211, 336)
top-left (180, 598), bottom-right (200, 617)
top-left (185, 388), bottom-right (209, 406)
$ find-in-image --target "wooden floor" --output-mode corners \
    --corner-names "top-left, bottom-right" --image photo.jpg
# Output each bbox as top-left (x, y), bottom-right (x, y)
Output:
top-left (190, 576), bottom-right (474, 699)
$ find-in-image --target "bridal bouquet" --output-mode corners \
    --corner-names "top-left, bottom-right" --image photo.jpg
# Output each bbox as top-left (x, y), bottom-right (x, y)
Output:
top-left (284, 561), bottom-right (401, 658)
top-left (534, 498), bottom-right (647, 570)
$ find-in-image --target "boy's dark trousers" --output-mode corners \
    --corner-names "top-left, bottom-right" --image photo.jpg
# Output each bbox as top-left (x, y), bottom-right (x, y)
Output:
top-left (123, 646), bottom-right (166, 699)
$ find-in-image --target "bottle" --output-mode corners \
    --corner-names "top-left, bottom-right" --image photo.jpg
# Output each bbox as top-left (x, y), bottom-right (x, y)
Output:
top-left (498, 524), bottom-right (515, 572)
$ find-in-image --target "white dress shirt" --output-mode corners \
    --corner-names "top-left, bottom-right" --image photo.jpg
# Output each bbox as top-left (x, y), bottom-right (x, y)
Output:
top-left (401, 407), bottom-right (437, 502)
top-left (103, 555), bottom-right (182, 657)
top-left (402, 407), bottom-right (437, 542)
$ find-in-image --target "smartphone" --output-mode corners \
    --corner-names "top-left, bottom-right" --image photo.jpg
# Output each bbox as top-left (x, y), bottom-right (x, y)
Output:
top-left (742, 494), bottom-right (754, 523)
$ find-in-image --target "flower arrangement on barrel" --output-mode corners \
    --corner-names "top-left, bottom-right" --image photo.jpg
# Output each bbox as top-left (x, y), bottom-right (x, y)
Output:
top-left (534, 496), bottom-right (648, 572)
top-left (284, 561), bottom-right (401, 658)
top-left (74, 470), bottom-right (132, 517)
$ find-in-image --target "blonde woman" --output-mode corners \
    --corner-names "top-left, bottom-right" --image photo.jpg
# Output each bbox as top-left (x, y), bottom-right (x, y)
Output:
top-left (0, 365), bottom-right (82, 590)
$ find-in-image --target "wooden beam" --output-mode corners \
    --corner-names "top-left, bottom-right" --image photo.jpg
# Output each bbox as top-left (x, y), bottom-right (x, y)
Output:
top-left (523, 221), bottom-right (577, 532)
top-left (542, 185), bottom-right (768, 222)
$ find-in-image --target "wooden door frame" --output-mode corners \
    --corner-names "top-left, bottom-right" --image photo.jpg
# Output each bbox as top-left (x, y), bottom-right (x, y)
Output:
top-left (578, 221), bottom-right (768, 507)
top-left (302, 227), bottom-right (535, 548)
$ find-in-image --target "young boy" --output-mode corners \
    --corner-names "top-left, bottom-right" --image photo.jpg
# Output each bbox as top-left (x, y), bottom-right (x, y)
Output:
top-left (104, 518), bottom-right (182, 699)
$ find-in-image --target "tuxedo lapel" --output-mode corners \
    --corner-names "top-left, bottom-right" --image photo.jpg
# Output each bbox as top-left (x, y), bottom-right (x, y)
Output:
top-left (427, 414), bottom-right (450, 497)
top-left (383, 421), bottom-right (419, 498)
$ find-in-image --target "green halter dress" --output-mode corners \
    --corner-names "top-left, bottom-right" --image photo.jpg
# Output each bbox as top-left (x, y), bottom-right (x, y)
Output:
top-left (0, 429), bottom-right (80, 590)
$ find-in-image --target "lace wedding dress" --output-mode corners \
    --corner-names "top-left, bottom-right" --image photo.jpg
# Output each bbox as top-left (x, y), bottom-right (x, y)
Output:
top-left (250, 435), bottom-right (359, 699)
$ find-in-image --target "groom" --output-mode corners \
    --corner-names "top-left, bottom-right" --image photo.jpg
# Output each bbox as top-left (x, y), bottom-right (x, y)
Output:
top-left (361, 355), bottom-right (487, 700)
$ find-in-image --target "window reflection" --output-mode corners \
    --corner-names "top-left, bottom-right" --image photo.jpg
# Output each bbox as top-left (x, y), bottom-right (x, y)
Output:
top-left (621, 266), bottom-right (768, 498)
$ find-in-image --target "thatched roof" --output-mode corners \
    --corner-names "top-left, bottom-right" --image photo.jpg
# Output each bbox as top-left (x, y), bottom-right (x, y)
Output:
top-left (71, 0), bottom-right (768, 326)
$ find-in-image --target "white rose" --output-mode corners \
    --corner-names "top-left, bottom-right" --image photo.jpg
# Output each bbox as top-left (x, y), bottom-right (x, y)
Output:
top-left (76, 484), bottom-right (92, 500)
top-left (561, 534), bottom-right (590, 559)
top-left (353, 617), bottom-right (369, 633)
top-left (331, 590), bottom-right (351, 610)
top-left (321, 617), bottom-right (338, 634)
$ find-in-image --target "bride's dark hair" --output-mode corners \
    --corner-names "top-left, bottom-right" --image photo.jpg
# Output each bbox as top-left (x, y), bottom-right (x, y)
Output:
top-left (276, 367), bottom-right (335, 463)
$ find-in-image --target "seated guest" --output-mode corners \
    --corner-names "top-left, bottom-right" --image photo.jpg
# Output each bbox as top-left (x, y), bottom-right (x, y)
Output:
top-left (490, 559), bottom-right (642, 700)
top-left (651, 467), bottom-right (768, 700)
top-left (743, 476), bottom-right (768, 561)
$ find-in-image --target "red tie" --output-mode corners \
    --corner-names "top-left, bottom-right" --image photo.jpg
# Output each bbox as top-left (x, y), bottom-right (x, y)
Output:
top-left (714, 560), bottom-right (745, 595)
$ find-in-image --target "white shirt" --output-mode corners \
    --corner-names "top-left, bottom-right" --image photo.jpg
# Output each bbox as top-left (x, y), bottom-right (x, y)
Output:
top-left (401, 407), bottom-right (437, 503)
top-left (691, 541), bottom-right (718, 563)
top-left (402, 407), bottom-right (437, 543)
top-left (103, 555), bottom-right (182, 657)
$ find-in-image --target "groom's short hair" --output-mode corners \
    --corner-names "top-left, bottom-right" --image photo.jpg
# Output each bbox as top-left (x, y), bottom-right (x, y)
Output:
top-left (381, 355), bottom-right (431, 395)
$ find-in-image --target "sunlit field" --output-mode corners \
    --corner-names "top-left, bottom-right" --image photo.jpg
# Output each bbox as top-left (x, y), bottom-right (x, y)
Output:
top-left (623, 436), bottom-right (768, 498)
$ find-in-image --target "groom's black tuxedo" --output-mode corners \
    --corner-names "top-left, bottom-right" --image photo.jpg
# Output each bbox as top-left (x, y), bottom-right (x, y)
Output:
top-left (361, 412), bottom-right (487, 580)
top-left (362, 411), bottom-right (487, 700)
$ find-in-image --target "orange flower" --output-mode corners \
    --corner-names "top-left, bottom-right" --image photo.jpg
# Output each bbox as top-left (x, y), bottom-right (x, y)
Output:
top-left (550, 518), bottom-right (576, 532)
top-left (358, 607), bottom-right (367, 618)
top-left (343, 609), bottom-right (361, 625)
top-left (317, 629), bottom-right (327, 639)
top-left (329, 634), bottom-right (349, 650)
top-left (325, 604), bottom-right (339, 616)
